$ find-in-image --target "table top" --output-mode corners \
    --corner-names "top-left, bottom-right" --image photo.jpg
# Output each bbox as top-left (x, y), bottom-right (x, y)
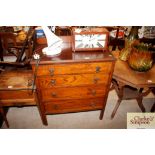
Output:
top-left (31, 36), bottom-right (115, 65)
top-left (0, 70), bottom-right (33, 90)
top-left (112, 52), bottom-right (155, 88)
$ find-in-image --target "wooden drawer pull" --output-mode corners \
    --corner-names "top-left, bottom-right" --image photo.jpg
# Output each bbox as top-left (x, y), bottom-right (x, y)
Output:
top-left (96, 66), bottom-right (101, 73)
top-left (27, 79), bottom-right (33, 86)
top-left (93, 77), bottom-right (100, 84)
top-left (51, 79), bottom-right (56, 85)
top-left (51, 92), bottom-right (57, 97)
top-left (49, 68), bottom-right (54, 76)
top-left (91, 90), bottom-right (96, 96)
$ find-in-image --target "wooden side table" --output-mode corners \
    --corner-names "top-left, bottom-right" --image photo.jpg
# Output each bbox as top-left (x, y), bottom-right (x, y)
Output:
top-left (0, 69), bottom-right (41, 128)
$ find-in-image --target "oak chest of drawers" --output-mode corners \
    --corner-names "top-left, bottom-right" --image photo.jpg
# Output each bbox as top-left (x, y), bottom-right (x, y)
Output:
top-left (31, 36), bottom-right (115, 125)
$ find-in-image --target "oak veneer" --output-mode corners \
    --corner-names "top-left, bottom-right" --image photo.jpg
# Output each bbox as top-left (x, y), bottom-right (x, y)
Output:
top-left (31, 36), bottom-right (115, 125)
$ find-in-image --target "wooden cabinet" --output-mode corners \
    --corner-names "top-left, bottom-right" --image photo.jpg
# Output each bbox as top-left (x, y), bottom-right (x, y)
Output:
top-left (0, 70), bottom-right (38, 127)
top-left (31, 36), bottom-right (115, 125)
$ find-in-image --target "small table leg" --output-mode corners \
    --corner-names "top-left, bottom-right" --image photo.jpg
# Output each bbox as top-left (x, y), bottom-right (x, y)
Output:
top-left (136, 98), bottom-right (145, 112)
top-left (0, 107), bottom-right (9, 128)
top-left (111, 81), bottom-right (124, 119)
top-left (151, 103), bottom-right (155, 112)
top-left (111, 98), bottom-right (122, 119)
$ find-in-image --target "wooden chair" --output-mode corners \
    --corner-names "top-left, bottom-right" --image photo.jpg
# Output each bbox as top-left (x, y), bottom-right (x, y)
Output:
top-left (55, 26), bottom-right (72, 36)
top-left (0, 69), bottom-right (43, 128)
top-left (104, 26), bottom-right (126, 51)
top-left (0, 27), bottom-right (43, 127)
top-left (0, 27), bottom-right (35, 68)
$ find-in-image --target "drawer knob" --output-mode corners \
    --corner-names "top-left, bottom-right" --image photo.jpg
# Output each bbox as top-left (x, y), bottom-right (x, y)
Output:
top-left (51, 92), bottom-right (57, 97)
top-left (96, 66), bottom-right (101, 73)
top-left (49, 68), bottom-right (54, 76)
top-left (27, 79), bottom-right (33, 86)
top-left (51, 79), bottom-right (56, 85)
top-left (93, 77), bottom-right (100, 84)
top-left (91, 90), bottom-right (96, 96)
top-left (90, 102), bottom-right (96, 108)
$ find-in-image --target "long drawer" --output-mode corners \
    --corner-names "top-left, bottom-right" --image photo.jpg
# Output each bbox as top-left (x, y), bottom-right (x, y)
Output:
top-left (44, 97), bottom-right (104, 114)
top-left (40, 86), bottom-right (106, 102)
top-left (37, 73), bottom-right (109, 88)
top-left (35, 62), bottom-right (112, 76)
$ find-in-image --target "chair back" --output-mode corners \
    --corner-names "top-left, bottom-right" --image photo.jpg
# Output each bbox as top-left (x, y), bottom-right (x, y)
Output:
top-left (0, 27), bottom-right (35, 68)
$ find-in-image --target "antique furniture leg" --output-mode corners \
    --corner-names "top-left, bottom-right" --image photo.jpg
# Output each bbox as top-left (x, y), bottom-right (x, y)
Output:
top-left (35, 90), bottom-right (48, 125)
top-left (136, 88), bottom-right (145, 112)
top-left (111, 98), bottom-right (122, 119)
top-left (151, 103), bottom-right (155, 112)
top-left (136, 98), bottom-right (145, 112)
top-left (0, 107), bottom-right (9, 128)
top-left (99, 99), bottom-right (107, 120)
top-left (100, 61), bottom-right (116, 120)
top-left (151, 88), bottom-right (155, 112)
top-left (111, 80), bottom-right (124, 119)
top-left (137, 88), bottom-right (152, 112)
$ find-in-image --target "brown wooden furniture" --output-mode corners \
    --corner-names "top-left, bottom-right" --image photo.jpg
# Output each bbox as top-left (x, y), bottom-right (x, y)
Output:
top-left (31, 36), bottom-right (115, 125)
top-left (150, 88), bottom-right (155, 112)
top-left (151, 103), bottom-right (155, 112)
top-left (55, 26), bottom-right (72, 36)
top-left (0, 27), bottom-right (35, 67)
top-left (0, 69), bottom-right (43, 128)
top-left (0, 36), bottom-right (4, 61)
top-left (105, 26), bottom-right (125, 51)
top-left (0, 27), bottom-right (36, 127)
top-left (111, 52), bottom-right (155, 118)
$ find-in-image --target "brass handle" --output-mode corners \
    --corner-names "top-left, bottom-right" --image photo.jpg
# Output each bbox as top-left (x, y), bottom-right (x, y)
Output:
top-left (96, 66), bottom-right (101, 73)
top-left (27, 79), bottom-right (33, 86)
top-left (51, 92), bottom-right (57, 97)
top-left (91, 90), bottom-right (96, 96)
top-left (93, 77), bottom-right (100, 84)
top-left (90, 102), bottom-right (96, 108)
top-left (49, 68), bottom-right (54, 76)
top-left (51, 79), bottom-right (56, 85)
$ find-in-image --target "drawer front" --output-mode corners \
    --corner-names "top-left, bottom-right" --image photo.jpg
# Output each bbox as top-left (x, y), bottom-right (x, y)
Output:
top-left (40, 86), bottom-right (106, 102)
top-left (0, 90), bottom-right (34, 100)
top-left (36, 62), bottom-right (112, 76)
top-left (44, 97), bottom-right (104, 114)
top-left (37, 73), bottom-right (109, 88)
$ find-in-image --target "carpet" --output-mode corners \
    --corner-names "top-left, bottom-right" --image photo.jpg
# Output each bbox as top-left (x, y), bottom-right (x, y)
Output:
top-left (1, 90), bottom-right (155, 129)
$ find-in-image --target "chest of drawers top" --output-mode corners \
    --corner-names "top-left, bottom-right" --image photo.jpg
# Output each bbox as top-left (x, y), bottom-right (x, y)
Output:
top-left (31, 36), bottom-right (115, 66)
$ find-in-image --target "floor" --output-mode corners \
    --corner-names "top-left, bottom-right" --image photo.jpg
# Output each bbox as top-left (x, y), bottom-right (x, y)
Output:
top-left (1, 90), bottom-right (155, 129)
